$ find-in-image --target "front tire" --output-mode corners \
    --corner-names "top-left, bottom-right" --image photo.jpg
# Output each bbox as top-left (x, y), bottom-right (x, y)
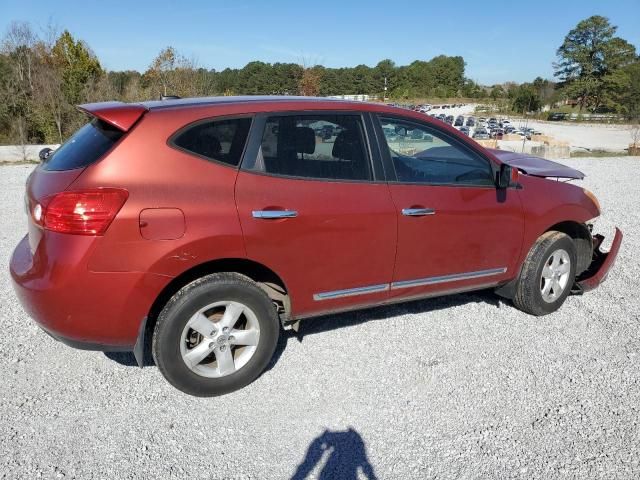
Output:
top-left (152, 273), bottom-right (280, 396)
top-left (513, 231), bottom-right (577, 316)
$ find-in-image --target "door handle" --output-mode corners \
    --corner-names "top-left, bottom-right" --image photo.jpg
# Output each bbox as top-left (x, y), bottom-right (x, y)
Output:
top-left (252, 210), bottom-right (298, 219)
top-left (401, 207), bottom-right (435, 216)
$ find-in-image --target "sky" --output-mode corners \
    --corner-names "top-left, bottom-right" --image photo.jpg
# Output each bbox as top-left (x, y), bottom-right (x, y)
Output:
top-left (1, 0), bottom-right (639, 85)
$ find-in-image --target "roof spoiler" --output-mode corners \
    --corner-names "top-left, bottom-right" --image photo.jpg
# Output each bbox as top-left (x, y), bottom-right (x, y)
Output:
top-left (77, 101), bottom-right (148, 132)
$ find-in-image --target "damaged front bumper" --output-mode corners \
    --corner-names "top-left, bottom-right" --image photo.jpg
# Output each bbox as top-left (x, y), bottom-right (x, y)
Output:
top-left (576, 227), bottom-right (623, 292)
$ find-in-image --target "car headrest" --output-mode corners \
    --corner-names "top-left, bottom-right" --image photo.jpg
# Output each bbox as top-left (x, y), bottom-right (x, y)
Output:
top-left (293, 126), bottom-right (315, 154)
top-left (332, 129), bottom-right (362, 161)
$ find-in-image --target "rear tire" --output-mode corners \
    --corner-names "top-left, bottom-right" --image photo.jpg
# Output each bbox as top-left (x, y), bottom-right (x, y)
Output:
top-left (152, 273), bottom-right (280, 396)
top-left (513, 231), bottom-right (577, 316)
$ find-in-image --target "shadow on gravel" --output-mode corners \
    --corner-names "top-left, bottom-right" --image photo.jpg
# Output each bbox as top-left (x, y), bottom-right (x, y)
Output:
top-left (105, 289), bottom-right (502, 371)
top-left (291, 428), bottom-right (377, 480)
top-left (266, 288), bottom-right (502, 371)
top-left (104, 350), bottom-right (154, 367)
top-left (104, 335), bottom-right (155, 367)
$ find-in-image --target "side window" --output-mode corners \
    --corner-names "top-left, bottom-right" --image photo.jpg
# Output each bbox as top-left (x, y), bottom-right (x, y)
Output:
top-left (252, 114), bottom-right (371, 181)
top-left (379, 117), bottom-right (494, 186)
top-left (172, 117), bottom-right (252, 167)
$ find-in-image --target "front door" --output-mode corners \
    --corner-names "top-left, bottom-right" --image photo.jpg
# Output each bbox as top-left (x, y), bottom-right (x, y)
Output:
top-left (375, 115), bottom-right (524, 299)
top-left (235, 112), bottom-right (397, 317)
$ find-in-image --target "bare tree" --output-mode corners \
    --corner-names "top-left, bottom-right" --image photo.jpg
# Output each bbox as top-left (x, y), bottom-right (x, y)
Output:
top-left (298, 68), bottom-right (321, 96)
top-left (146, 46), bottom-right (200, 98)
top-left (35, 65), bottom-right (66, 142)
top-left (2, 21), bottom-right (37, 92)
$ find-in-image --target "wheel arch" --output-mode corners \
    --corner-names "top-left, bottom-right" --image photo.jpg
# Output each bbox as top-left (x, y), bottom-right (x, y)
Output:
top-left (146, 258), bottom-right (291, 337)
top-left (544, 220), bottom-right (593, 275)
top-left (496, 219), bottom-right (593, 300)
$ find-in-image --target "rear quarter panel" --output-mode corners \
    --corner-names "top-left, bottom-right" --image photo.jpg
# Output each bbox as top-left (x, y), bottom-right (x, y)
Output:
top-left (70, 106), bottom-right (248, 277)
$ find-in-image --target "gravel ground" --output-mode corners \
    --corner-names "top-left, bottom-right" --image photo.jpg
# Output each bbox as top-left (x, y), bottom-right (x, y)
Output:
top-left (504, 120), bottom-right (634, 152)
top-left (1, 159), bottom-right (639, 479)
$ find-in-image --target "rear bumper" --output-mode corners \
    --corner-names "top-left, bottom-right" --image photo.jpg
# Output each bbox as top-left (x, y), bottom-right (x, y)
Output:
top-left (39, 325), bottom-right (132, 352)
top-left (10, 233), bottom-right (170, 351)
top-left (576, 228), bottom-right (623, 292)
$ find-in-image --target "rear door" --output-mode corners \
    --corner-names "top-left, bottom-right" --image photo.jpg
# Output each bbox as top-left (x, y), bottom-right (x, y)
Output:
top-left (374, 115), bottom-right (524, 299)
top-left (235, 111), bottom-right (397, 317)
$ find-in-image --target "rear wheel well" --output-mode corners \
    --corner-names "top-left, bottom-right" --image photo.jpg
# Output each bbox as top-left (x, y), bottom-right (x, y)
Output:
top-left (146, 259), bottom-right (290, 339)
top-left (546, 221), bottom-right (593, 275)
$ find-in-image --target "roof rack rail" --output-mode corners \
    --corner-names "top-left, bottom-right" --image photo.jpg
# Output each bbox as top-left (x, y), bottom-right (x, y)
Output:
top-left (160, 95), bottom-right (181, 100)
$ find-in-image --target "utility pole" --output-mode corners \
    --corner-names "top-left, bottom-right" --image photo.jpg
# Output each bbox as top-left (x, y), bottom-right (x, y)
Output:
top-left (384, 76), bottom-right (388, 103)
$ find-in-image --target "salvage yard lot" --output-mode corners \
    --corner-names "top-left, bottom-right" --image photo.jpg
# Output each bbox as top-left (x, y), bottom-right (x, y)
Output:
top-left (1, 159), bottom-right (639, 479)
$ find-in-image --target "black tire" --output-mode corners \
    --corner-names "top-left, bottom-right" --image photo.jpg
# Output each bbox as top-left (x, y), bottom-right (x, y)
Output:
top-left (152, 272), bottom-right (280, 396)
top-left (513, 231), bottom-right (577, 316)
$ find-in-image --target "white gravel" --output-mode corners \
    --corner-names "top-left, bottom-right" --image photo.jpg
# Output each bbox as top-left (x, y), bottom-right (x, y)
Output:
top-left (506, 120), bottom-right (634, 152)
top-left (1, 159), bottom-right (639, 479)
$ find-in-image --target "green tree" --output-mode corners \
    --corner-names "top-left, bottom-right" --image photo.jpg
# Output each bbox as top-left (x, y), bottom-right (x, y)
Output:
top-left (372, 59), bottom-right (395, 99)
top-left (511, 84), bottom-right (542, 113)
top-left (554, 15), bottom-right (636, 112)
top-left (52, 30), bottom-right (103, 105)
top-left (612, 60), bottom-right (640, 119)
top-left (490, 85), bottom-right (505, 100)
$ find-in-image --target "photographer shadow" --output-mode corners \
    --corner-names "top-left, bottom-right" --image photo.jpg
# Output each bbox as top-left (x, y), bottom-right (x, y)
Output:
top-left (291, 428), bottom-right (377, 480)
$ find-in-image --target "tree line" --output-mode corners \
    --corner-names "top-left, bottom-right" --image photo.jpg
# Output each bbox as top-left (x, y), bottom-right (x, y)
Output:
top-left (0, 21), bottom-right (476, 145)
top-left (1, 15), bottom-right (638, 146)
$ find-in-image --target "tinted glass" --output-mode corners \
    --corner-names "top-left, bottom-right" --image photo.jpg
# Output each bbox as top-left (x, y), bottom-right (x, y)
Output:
top-left (173, 117), bottom-right (252, 167)
top-left (42, 119), bottom-right (123, 171)
top-left (379, 117), bottom-right (494, 186)
top-left (253, 114), bottom-right (371, 181)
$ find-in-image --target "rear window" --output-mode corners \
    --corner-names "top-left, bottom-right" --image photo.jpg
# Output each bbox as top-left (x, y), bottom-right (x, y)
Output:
top-left (171, 117), bottom-right (252, 167)
top-left (42, 119), bottom-right (124, 171)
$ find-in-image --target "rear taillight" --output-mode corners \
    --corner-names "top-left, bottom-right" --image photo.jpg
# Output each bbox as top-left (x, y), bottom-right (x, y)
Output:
top-left (34, 188), bottom-right (128, 235)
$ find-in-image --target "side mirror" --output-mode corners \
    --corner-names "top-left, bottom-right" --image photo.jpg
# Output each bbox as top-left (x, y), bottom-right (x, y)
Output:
top-left (39, 148), bottom-right (53, 162)
top-left (496, 163), bottom-right (518, 188)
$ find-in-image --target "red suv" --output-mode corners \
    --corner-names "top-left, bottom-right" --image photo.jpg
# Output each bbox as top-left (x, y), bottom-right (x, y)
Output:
top-left (10, 97), bottom-right (622, 396)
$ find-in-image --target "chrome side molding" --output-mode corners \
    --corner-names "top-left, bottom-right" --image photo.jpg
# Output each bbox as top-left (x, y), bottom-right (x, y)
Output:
top-left (313, 283), bottom-right (389, 301)
top-left (313, 267), bottom-right (507, 300)
top-left (390, 267), bottom-right (507, 290)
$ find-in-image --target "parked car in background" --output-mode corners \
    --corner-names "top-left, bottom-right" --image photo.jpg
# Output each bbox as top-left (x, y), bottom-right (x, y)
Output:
top-left (473, 128), bottom-right (490, 139)
top-left (445, 115), bottom-right (454, 125)
top-left (410, 129), bottom-right (423, 139)
top-left (466, 117), bottom-right (475, 127)
top-left (492, 128), bottom-right (505, 139)
top-left (11, 96), bottom-right (622, 397)
top-left (459, 126), bottom-right (470, 136)
top-left (454, 116), bottom-right (464, 127)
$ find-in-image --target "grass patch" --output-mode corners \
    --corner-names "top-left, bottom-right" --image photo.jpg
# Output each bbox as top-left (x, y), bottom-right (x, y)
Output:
top-left (570, 150), bottom-right (629, 158)
top-left (0, 160), bottom-right (39, 166)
